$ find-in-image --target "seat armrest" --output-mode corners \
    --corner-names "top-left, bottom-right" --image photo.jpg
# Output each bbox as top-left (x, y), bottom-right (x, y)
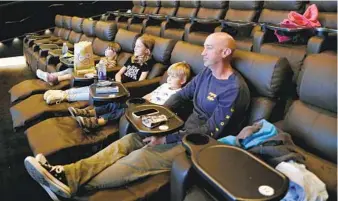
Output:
top-left (194, 18), bottom-right (220, 25)
top-left (133, 13), bottom-right (148, 19)
top-left (171, 153), bottom-right (194, 201)
top-left (149, 14), bottom-right (167, 21)
top-left (262, 23), bottom-right (314, 33)
top-left (169, 16), bottom-right (192, 23)
top-left (253, 29), bottom-right (266, 52)
top-left (118, 115), bottom-right (134, 138)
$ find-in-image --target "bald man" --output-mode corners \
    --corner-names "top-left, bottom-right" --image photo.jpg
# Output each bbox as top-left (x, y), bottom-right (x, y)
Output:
top-left (23, 33), bottom-right (250, 199)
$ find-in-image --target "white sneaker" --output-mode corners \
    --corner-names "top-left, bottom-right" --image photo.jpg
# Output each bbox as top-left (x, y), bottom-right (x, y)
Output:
top-left (46, 91), bottom-right (67, 105)
top-left (36, 69), bottom-right (48, 82)
top-left (44, 90), bottom-right (63, 101)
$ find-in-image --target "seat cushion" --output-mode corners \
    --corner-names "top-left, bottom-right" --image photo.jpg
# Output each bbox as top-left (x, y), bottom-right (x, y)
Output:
top-left (294, 145), bottom-right (337, 200)
top-left (10, 94), bottom-right (88, 131)
top-left (9, 79), bottom-right (71, 104)
top-left (186, 32), bottom-right (209, 46)
top-left (144, 26), bottom-right (161, 37)
top-left (260, 43), bottom-right (307, 82)
top-left (26, 117), bottom-right (119, 156)
top-left (75, 173), bottom-right (170, 201)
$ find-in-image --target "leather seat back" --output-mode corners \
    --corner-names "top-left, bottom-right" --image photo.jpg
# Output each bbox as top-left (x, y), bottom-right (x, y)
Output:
top-left (53, 14), bottom-right (63, 37)
top-left (59, 16), bottom-right (72, 41)
top-left (232, 50), bottom-right (292, 124)
top-left (92, 21), bottom-right (117, 56)
top-left (157, 0), bottom-right (178, 16)
top-left (196, 1), bottom-right (227, 20)
top-left (114, 29), bottom-right (141, 67)
top-left (79, 19), bottom-right (97, 43)
top-left (143, 34), bottom-right (177, 79)
top-left (225, 1), bottom-right (261, 22)
top-left (283, 53), bottom-right (337, 163)
top-left (175, 0), bottom-right (200, 18)
top-left (258, 1), bottom-right (305, 24)
top-left (68, 17), bottom-right (84, 44)
top-left (143, 0), bottom-right (160, 15)
top-left (131, 0), bottom-right (146, 14)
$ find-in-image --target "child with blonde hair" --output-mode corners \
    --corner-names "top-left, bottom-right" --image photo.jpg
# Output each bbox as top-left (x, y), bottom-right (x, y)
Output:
top-left (68, 62), bottom-right (191, 129)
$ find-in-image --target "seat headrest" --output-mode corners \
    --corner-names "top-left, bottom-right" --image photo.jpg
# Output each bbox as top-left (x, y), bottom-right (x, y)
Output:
top-left (62, 16), bottom-right (72, 30)
top-left (161, 0), bottom-right (178, 8)
top-left (143, 34), bottom-right (176, 64)
top-left (179, 0), bottom-right (200, 8)
top-left (94, 21), bottom-right (116, 41)
top-left (170, 41), bottom-right (204, 76)
top-left (82, 19), bottom-right (97, 37)
top-left (229, 1), bottom-right (262, 10)
top-left (232, 50), bottom-right (291, 98)
top-left (55, 15), bottom-right (63, 27)
top-left (297, 53), bottom-right (337, 113)
top-left (92, 38), bottom-right (111, 56)
top-left (200, 1), bottom-right (228, 9)
top-left (263, 1), bottom-right (304, 11)
top-left (145, 0), bottom-right (160, 7)
top-left (310, 1), bottom-right (337, 12)
top-left (71, 17), bottom-right (83, 33)
top-left (114, 29), bottom-right (141, 53)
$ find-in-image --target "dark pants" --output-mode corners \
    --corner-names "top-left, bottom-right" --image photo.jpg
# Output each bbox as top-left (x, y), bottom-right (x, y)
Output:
top-left (94, 102), bottom-right (126, 121)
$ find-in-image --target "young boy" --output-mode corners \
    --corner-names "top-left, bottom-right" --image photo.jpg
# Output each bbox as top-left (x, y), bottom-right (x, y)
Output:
top-left (68, 62), bottom-right (191, 129)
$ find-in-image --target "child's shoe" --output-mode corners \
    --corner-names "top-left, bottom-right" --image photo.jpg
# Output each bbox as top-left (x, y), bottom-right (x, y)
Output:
top-left (46, 91), bottom-right (67, 105)
top-left (44, 90), bottom-right (63, 100)
top-left (76, 116), bottom-right (100, 129)
top-left (68, 107), bottom-right (95, 118)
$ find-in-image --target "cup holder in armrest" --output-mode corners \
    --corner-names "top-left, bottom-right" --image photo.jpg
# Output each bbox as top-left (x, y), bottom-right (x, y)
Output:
top-left (185, 133), bottom-right (210, 145)
top-left (126, 97), bottom-right (146, 106)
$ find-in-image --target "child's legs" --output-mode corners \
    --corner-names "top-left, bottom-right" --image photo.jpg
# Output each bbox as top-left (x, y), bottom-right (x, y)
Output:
top-left (95, 103), bottom-right (126, 121)
top-left (65, 86), bottom-right (89, 95)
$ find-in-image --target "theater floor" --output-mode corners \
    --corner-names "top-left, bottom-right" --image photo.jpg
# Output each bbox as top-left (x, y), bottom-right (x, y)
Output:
top-left (0, 61), bottom-right (53, 201)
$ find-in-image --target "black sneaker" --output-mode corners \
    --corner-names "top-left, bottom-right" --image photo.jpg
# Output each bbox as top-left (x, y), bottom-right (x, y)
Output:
top-left (24, 156), bottom-right (71, 198)
top-left (68, 107), bottom-right (95, 118)
top-left (76, 116), bottom-right (100, 129)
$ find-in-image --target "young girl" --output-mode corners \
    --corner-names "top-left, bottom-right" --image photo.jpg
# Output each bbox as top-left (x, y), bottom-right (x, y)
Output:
top-left (68, 62), bottom-right (191, 129)
top-left (44, 36), bottom-right (156, 105)
top-left (36, 42), bottom-right (121, 86)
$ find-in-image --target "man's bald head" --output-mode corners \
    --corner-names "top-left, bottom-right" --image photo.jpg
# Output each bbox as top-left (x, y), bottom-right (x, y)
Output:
top-left (208, 32), bottom-right (236, 53)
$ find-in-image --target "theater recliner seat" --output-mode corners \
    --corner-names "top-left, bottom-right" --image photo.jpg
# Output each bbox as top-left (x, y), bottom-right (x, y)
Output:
top-left (23, 15), bottom-right (64, 66)
top-left (128, 0), bottom-right (160, 33)
top-left (143, 0), bottom-right (179, 37)
top-left (29, 16), bottom-right (73, 73)
top-left (184, 1), bottom-right (228, 45)
top-left (278, 53), bottom-right (337, 200)
top-left (214, 0), bottom-right (262, 51)
top-left (161, 0), bottom-right (200, 41)
top-left (116, 0), bottom-right (146, 30)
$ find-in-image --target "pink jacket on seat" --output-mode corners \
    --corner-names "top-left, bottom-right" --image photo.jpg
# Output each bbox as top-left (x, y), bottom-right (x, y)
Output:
top-left (275, 4), bottom-right (321, 42)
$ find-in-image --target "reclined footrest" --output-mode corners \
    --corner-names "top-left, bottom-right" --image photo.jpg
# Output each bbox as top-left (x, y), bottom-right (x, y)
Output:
top-left (10, 94), bottom-right (88, 131)
top-left (9, 80), bottom-right (71, 104)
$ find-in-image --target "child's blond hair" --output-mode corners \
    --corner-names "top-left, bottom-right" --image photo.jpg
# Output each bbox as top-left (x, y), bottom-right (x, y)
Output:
top-left (167, 61), bottom-right (191, 82)
top-left (131, 35), bottom-right (155, 65)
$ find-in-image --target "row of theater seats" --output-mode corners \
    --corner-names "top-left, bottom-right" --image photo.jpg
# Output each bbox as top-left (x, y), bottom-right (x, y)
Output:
top-left (15, 27), bottom-right (337, 200)
top-left (23, 0), bottom-right (337, 92)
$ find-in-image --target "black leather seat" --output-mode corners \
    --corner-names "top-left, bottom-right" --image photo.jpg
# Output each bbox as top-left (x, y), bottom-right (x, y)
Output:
top-left (161, 0), bottom-right (200, 41)
top-left (184, 1), bottom-right (228, 45)
top-left (128, 0), bottom-right (161, 33)
top-left (215, 0), bottom-right (262, 51)
top-left (116, 0), bottom-right (146, 30)
top-left (23, 14), bottom-right (64, 66)
top-left (143, 0), bottom-right (179, 37)
top-left (37, 16), bottom-right (84, 72)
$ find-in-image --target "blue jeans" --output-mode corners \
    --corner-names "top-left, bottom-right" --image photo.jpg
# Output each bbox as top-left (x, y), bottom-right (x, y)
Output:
top-left (94, 102), bottom-right (127, 121)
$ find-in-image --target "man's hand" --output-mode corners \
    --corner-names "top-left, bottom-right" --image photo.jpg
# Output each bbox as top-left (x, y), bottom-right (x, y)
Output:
top-left (143, 136), bottom-right (166, 147)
